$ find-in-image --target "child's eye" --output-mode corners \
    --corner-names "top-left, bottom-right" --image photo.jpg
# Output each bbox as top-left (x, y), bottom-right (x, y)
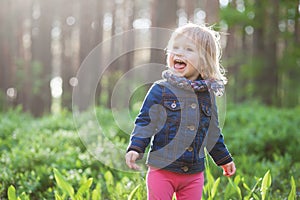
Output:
top-left (186, 47), bottom-right (194, 52)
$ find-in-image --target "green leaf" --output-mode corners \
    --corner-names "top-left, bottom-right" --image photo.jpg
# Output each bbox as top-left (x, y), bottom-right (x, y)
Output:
top-left (104, 170), bottom-right (114, 193)
top-left (128, 184), bottom-right (141, 200)
top-left (7, 185), bottom-right (17, 200)
top-left (104, 170), bottom-right (114, 185)
top-left (211, 177), bottom-right (220, 199)
top-left (92, 183), bottom-right (101, 200)
top-left (53, 168), bottom-right (75, 199)
top-left (54, 193), bottom-right (64, 200)
top-left (260, 170), bottom-right (272, 200)
top-left (288, 176), bottom-right (296, 200)
top-left (243, 177), bottom-right (262, 200)
top-left (234, 175), bottom-right (241, 185)
top-left (228, 177), bottom-right (242, 199)
top-left (19, 192), bottom-right (30, 200)
top-left (242, 179), bottom-right (251, 192)
top-left (203, 153), bottom-right (215, 200)
top-left (253, 193), bottom-right (260, 200)
top-left (76, 178), bottom-right (93, 198)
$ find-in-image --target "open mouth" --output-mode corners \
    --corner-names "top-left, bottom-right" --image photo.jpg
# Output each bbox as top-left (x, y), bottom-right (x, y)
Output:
top-left (174, 59), bottom-right (187, 70)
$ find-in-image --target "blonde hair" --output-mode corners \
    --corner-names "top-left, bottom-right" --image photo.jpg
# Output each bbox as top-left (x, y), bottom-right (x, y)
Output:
top-left (167, 23), bottom-right (227, 84)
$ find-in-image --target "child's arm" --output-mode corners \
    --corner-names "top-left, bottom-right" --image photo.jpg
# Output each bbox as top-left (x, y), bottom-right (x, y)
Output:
top-left (207, 94), bottom-right (236, 176)
top-left (125, 83), bottom-right (163, 170)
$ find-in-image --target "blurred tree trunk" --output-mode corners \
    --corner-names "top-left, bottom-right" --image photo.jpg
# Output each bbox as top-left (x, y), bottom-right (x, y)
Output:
top-left (31, 0), bottom-right (53, 116)
top-left (150, 0), bottom-right (177, 65)
top-left (253, 1), bottom-right (265, 59)
top-left (115, 0), bottom-right (135, 109)
top-left (0, 0), bottom-right (12, 110)
top-left (224, 0), bottom-right (241, 102)
top-left (14, 0), bottom-right (32, 111)
top-left (77, 0), bottom-right (102, 110)
top-left (60, 0), bottom-right (75, 110)
top-left (252, 0), bottom-right (267, 104)
top-left (93, 0), bottom-right (104, 106)
top-left (106, 2), bottom-right (119, 108)
top-left (185, 0), bottom-right (196, 21)
top-left (61, 0), bottom-right (103, 110)
top-left (0, 0), bottom-right (33, 112)
top-left (253, 0), bottom-right (279, 105)
top-left (79, 0), bottom-right (103, 66)
top-left (105, 0), bottom-right (136, 108)
top-left (264, 0), bottom-right (279, 105)
top-left (79, 1), bottom-right (94, 65)
top-left (293, 0), bottom-right (300, 105)
top-left (204, 0), bottom-right (219, 24)
top-left (283, 0), bottom-right (300, 107)
top-left (124, 0), bottom-right (135, 72)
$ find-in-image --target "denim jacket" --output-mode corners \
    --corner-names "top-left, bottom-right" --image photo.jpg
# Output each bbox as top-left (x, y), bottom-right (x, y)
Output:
top-left (127, 79), bottom-right (233, 174)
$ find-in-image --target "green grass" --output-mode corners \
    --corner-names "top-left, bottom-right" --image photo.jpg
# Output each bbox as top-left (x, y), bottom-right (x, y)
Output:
top-left (0, 103), bottom-right (299, 199)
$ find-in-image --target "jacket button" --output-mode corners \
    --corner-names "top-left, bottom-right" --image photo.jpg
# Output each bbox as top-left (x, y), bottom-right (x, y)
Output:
top-left (171, 102), bottom-right (177, 109)
top-left (187, 125), bottom-right (195, 131)
top-left (191, 103), bottom-right (197, 109)
top-left (181, 166), bottom-right (189, 172)
top-left (186, 146), bottom-right (193, 152)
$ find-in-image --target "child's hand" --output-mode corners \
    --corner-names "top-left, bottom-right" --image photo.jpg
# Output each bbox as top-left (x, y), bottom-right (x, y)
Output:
top-left (221, 161), bottom-right (236, 177)
top-left (125, 151), bottom-right (141, 170)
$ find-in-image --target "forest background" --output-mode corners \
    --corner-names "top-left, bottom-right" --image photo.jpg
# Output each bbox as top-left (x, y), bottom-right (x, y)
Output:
top-left (0, 0), bottom-right (299, 199)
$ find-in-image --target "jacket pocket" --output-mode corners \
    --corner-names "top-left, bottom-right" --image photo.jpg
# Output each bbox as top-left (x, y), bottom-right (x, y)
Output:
top-left (164, 100), bottom-right (184, 111)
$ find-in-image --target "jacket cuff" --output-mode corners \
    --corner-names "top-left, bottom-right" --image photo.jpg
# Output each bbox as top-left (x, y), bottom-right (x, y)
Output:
top-left (214, 154), bottom-right (233, 166)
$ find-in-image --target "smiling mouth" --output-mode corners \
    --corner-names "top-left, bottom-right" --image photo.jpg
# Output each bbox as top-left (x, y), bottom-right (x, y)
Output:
top-left (174, 59), bottom-right (187, 70)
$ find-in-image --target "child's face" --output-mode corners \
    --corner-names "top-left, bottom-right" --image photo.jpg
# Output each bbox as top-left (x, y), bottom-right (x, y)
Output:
top-left (167, 35), bottom-right (200, 81)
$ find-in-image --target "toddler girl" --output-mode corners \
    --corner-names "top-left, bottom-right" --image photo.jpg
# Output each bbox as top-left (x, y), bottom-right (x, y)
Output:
top-left (125, 23), bottom-right (236, 200)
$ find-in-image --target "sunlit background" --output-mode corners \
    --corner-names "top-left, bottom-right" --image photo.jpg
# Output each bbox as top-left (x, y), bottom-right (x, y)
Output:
top-left (1, 1), bottom-right (300, 199)
top-left (0, 0), bottom-right (299, 116)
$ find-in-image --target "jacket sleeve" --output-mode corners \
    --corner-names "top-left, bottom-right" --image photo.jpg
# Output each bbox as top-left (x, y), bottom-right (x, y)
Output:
top-left (126, 83), bottom-right (163, 156)
top-left (207, 94), bottom-right (233, 166)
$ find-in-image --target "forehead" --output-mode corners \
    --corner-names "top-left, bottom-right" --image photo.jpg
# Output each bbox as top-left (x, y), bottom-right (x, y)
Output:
top-left (169, 33), bottom-right (196, 45)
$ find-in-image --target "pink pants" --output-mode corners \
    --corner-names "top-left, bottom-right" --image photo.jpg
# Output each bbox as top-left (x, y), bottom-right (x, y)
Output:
top-left (146, 166), bottom-right (204, 200)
